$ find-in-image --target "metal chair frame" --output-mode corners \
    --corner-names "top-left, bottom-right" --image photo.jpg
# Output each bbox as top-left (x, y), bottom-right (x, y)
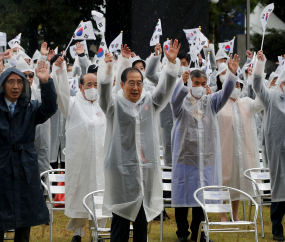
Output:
top-left (194, 186), bottom-right (259, 242)
top-left (41, 168), bottom-right (66, 242)
top-left (243, 168), bottom-right (271, 238)
top-left (83, 190), bottom-right (133, 242)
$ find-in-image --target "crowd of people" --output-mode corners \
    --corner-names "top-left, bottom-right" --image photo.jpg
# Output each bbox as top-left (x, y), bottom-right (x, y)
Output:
top-left (0, 33), bottom-right (285, 242)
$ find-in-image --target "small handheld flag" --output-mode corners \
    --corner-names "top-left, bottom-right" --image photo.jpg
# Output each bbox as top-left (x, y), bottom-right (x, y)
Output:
top-left (109, 32), bottom-right (122, 53)
top-left (218, 37), bottom-right (235, 54)
top-left (260, 3), bottom-right (274, 50)
top-left (150, 19), bottom-right (162, 47)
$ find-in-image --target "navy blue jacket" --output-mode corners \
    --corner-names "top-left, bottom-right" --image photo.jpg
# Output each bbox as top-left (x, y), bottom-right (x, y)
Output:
top-left (0, 69), bottom-right (57, 231)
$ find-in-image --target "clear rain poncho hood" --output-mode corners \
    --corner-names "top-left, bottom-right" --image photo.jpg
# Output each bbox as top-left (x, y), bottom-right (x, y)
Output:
top-left (267, 72), bottom-right (279, 89)
top-left (0, 67), bottom-right (31, 102)
top-left (16, 50), bottom-right (31, 61)
top-left (215, 48), bottom-right (230, 61)
top-left (32, 50), bottom-right (41, 61)
top-left (16, 56), bottom-right (34, 73)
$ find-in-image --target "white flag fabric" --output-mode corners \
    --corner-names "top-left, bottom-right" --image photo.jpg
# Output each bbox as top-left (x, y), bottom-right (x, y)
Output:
top-left (68, 76), bottom-right (79, 92)
top-left (197, 32), bottom-right (208, 51)
top-left (275, 56), bottom-right (285, 74)
top-left (8, 33), bottom-right (21, 48)
top-left (218, 38), bottom-right (235, 54)
top-left (206, 53), bottom-right (212, 85)
top-left (260, 3), bottom-right (274, 32)
top-left (163, 39), bottom-right (170, 54)
top-left (150, 19), bottom-right (162, 46)
top-left (69, 40), bottom-right (89, 59)
top-left (109, 33), bottom-right (122, 53)
top-left (94, 36), bottom-right (108, 66)
top-left (0, 32), bottom-right (7, 47)
top-left (73, 21), bottom-right (96, 40)
top-left (91, 10), bottom-right (105, 33)
top-left (54, 47), bottom-right (58, 55)
top-left (183, 28), bottom-right (200, 45)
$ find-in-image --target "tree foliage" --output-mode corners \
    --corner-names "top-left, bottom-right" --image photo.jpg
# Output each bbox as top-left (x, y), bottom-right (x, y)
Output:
top-left (0, 0), bottom-right (105, 58)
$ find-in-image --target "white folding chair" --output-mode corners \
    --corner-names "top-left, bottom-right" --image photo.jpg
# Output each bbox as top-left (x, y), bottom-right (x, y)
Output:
top-left (41, 169), bottom-right (65, 242)
top-left (194, 186), bottom-right (259, 242)
top-left (83, 190), bottom-right (133, 242)
top-left (243, 168), bottom-right (271, 238)
top-left (159, 169), bottom-right (172, 241)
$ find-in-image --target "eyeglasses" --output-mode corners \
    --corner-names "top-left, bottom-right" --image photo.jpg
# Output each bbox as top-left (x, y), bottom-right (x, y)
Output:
top-left (24, 73), bottom-right (34, 79)
top-left (7, 80), bottom-right (24, 86)
top-left (126, 82), bottom-right (143, 88)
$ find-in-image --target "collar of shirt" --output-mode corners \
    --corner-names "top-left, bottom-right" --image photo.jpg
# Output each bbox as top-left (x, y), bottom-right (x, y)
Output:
top-left (4, 97), bottom-right (17, 111)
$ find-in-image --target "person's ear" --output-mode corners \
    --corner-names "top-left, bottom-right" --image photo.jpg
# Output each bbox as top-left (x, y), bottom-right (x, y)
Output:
top-left (120, 81), bottom-right (124, 90)
top-left (79, 84), bottom-right (83, 92)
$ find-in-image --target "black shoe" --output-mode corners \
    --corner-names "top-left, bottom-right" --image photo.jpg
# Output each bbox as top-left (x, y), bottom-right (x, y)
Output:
top-left (71, 235), bottom-right (81, 242)
top-left (177, 237), bottom-right (188, 242)
top-left (190, 236), bottom-right (213, 242)
top-left (273, 235), bottom-right (285, 241)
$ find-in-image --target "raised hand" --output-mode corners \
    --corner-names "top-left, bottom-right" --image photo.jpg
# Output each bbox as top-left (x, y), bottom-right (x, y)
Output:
top-left (3, 49), bottom-right (13, 59)
top-left (54, 56), bottom-right (65, 67)
top-left (47, 49), bottom-right (56, 62)
top-left (257, 50), bottom-right (265, 62)
top-left (206, 86), bottom-right (212, 95)
top-left (154, 43), bottom-right (162, 56)
top-left (121, 44), bottom-right (131, 59)
top-left (246, 50), bottom-right (253, 59)
top-left (75, 42), bottom-right (85, 55)
top-left (228, 54), bottom-right (240, 75)
top-left (164, 39), bottom-right (181, 64)
top-left (41, 42), bottom-right (50, 56)
top-left (36, 60), bottom-right (50, 83)
top-left (105, 53), bottom-right (113, 63)
top-left (182, 70), bottom-right (190, 84)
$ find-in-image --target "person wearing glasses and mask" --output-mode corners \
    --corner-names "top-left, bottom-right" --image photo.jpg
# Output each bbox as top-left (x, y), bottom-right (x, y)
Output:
top-left (50, 56), bottom-right (107, 242)
top-left (0, 61), bottom-right (57, 242)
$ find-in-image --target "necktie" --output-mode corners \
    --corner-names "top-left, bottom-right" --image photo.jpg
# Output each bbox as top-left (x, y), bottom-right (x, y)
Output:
top-left (9, 103), bottom-right (16, 118)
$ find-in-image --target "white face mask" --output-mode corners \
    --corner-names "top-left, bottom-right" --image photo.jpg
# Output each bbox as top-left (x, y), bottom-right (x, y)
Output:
top-left (219, 74), bottom-right (226, 84)
top-left (83, 88), bottom-right (98, 101)
top-left (230, 88), bottom-right (241, 99)
top-left (191, 86), bottom-right (206, 99)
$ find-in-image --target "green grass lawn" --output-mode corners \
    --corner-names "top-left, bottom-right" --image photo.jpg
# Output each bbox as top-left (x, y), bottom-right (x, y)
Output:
top-left (7, 203), bottom-right (282, 241)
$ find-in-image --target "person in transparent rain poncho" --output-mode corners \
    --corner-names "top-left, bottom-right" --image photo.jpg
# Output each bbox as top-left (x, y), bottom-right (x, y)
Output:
top-left (253, 50), bottom-right (285, 242)
top-left (170, 54), bottom-right (240, 242)
top-left (50, 56), bottom-right (107, 242)
top-left (15, 57), bottom-right (51, 176)
top-left (97, 40), bottom-right (180, 242)
top-left (216, 77), bottom-right (264, 222)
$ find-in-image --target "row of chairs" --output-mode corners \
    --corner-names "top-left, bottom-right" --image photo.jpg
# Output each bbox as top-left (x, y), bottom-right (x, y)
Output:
top-left (4, 148), bottom-right (271, 242)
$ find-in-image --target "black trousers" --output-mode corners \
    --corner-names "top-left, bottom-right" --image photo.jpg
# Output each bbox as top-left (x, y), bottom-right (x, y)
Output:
top-left (110, 204), bottom-right (148, 242)
top-left (271, 201), bottom-right (285, 236)
top-left (175, 207), bottom-right (205, 240)
top-left (0, 227), bottom-right (31, 242)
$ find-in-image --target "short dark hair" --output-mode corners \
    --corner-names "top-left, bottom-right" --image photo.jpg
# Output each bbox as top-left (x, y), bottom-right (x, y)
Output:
top-left (190, 70), bottom-right (207, 81)
top-left (50, 54), bottom-right (68, 67)
top-left (121, 67), bottom-right (143, 84)
top-left (177, 50), bottom-right (190, 63)
top-left (80, 75), bottom-right (84, 85)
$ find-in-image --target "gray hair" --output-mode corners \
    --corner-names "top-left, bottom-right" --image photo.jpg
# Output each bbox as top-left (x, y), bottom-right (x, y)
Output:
top-left (190, 70), bottom-right (207, 81)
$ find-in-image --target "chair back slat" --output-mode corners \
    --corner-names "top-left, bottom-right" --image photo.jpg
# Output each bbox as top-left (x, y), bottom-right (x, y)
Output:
top-left (250, 171), bottom-right (270, 180)
top-left (50, 186), bottom-right (65, 194)
top-left (203, 191), bottom-right (230, 200)
top-left (93, 196), bottom-right (104, 205)
top-left (205, 204), bottom-right (232, 213)
top-left (257, 183), bottom-right (271, 191)
top-left (162, 183), bottom-right (171, 191)
top-left (48, 174), bottom-right (65, 182)
top-left (162, 172), bottom-right (172, 180)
